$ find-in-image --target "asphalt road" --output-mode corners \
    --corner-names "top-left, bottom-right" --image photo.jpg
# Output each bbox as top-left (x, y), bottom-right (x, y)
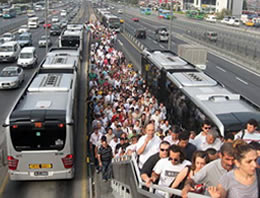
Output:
top-left (110, 5), bottom-right (260, 107)
top-left (0, 1), bottom-right (91, 198)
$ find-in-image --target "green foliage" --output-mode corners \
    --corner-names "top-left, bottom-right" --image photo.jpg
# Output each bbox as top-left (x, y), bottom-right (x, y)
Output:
top-left (216, 8), bottom-right (231, 19)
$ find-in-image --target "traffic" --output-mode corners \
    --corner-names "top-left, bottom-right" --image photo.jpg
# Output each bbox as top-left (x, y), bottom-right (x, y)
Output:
top-left (0, 0), bottom-right (259, 198)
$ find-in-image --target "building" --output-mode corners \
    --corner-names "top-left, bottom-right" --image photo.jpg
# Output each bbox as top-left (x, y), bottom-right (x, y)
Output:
top-left (216, 0), bottom-right (243, 16)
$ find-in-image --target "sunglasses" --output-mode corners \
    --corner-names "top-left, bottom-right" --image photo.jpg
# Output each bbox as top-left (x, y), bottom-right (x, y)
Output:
top-left (169, 157), bottom-right (180, 162)
top-left (204, 127), bottom-right (211, 130)
top-left (160, 148), bottom-right (169, 152)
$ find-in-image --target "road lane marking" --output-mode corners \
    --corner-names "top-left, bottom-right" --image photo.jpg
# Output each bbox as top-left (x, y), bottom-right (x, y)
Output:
top-left (118, 39), bottom-right (123, 46)
top-left (153, 40), bottom-right (157, 44)
top-left (0, 171), bottom-right (9, 195)
top-left (236, 77), bottom-right (249, 85)
top-left (216, 66), bottom-right (226, 72)
top-left (159, 44), bottom-right (165, 49)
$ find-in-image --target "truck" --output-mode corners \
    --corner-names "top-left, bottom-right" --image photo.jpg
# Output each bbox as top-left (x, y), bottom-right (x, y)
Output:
top-left (177, 44), bottom-right (207, 70)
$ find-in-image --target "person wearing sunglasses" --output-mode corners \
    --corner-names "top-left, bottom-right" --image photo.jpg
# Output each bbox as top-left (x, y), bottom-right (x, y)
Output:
top-left (141, 141), bottom-right (170, 187)
top-left (193, 120), bottom-right (212, 150)
top-left (150, 145), bottom-right (191, 196)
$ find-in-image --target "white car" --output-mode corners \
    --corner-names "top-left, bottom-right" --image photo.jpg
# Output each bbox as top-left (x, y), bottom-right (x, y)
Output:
top-left (2, 32), bottom-right (16, 42)
top-left (0, 41), bottom-right (21, 63)
top-left (221, 17), bottom-right (230, 24)
top-left (227, 18), bottom-right (240, 27)
top-left (0, 66), bottom-right (24, 89)
top-left (205, 15), bottom-right (217, 23)
top-left (17, 47), bottom-right (37, 68)
top-left (38, 35), bottom-right (52, 47)
top-left (118, 9), bottom-right (123, 14)
top-left (52, 16), bottom-right (59, 23)
top-left (18, 25), bottom-right (30, 34)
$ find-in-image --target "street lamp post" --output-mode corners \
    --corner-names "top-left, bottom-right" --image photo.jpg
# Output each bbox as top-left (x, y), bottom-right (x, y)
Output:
top-left (123, 0), bottom-right (126, 32)
top-left (168, 0), bottom-right (173, 50)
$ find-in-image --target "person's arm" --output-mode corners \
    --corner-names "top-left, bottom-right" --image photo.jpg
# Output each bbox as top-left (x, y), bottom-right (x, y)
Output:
top-left (97, 153), bottom-right (102, 167)
top-left (141, 173), bottom-right (153, 187)
top-left (208, 184), bottom-right (227, 198)
top-left (171, 167), bottom-right (189, 188)
top-left (181, 178), bottom-right (195, 198)
top-left (137, 136), bottom-right (151, 155)
top-left (150, 171), bottom-right (159, 183)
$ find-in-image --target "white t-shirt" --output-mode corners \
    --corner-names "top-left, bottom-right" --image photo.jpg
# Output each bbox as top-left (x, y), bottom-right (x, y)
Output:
top-left (153, 158), bottom-right (191, 196)
top-left (164, 135), bottom-right (179, 145)
top-left (193, 132), bottom-right (206, 148)
top-left (235, 130), bottom-right (260, 143)
top-left (90, 132), bottom-right (102, 147)
top-left (109, 139), bottom-right (119, 155)
top-left (199, 138), bottom-right (222, 151)
top-left (136, 135), bottom-right (161, 169)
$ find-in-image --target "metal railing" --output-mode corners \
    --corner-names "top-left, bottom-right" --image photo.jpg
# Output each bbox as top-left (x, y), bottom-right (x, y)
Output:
top-left (112, 154), bottom-right (210, 198)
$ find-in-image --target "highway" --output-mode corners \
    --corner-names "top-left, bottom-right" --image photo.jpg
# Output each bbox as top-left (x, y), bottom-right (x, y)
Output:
top-left (109, 5), bottom-right (260, 107)
top-left (0, 1), bottom-right (91, 197)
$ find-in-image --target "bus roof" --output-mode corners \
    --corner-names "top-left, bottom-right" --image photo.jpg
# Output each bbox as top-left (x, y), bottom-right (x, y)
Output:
top-left (142, 49), bottom-right (194, 71)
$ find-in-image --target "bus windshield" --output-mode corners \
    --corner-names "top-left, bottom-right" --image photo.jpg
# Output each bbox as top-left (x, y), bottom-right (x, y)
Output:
top-left (10, 122), bottom-right (66, 151)
top-left (61, 36), bottom-right (80, 47)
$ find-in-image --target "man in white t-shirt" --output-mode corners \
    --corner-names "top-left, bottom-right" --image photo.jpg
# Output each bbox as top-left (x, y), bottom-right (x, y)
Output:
top-left (193, 120), bottom-right (212, 149)
top-left (164, 126), bottom-right (180, 145)
top-left (199, 130), bottom-right (222, 151)
top-left (235, 118), bottom-right (260, 143)
top-left (136, 123), bottom-right (161, 169)
top-left (150, 145), bottom-right (191, 196)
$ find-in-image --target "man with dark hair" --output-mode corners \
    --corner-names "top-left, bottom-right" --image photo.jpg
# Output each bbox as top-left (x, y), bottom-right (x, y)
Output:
top-left (182, 142), bottom-right (235, 197)
top-left (235, 118), bottom-right (260, 143)
top-left (224, 132), bottom-right (234, 143)
top-left (150, 145), bottom-right (191, 196)
top-left (205, 148), bottom-right (218, 161)
top-left (98, 136), bottom-right (113, 182)
top-left (178, 131), bottom-right (197, 161)
top-left (192, 120), bottom-right (212, 149)
top-left (141, 141), bottom-right (170, 187)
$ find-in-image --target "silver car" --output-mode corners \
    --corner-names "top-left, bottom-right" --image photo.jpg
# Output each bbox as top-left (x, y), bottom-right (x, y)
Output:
top-left (38, 35), bottom-right (52, 47)
top-left (0, 66), bottom-right (24, 89)
top-left (2, 32), bottom-right (16, 42)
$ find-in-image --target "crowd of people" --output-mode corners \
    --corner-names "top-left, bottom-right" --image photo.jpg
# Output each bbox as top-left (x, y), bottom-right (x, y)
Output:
top-left (86, 20), bottom-right (260, 197)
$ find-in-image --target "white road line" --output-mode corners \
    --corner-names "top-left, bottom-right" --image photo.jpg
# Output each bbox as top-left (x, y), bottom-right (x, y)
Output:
top-left (236, 77), bottom-right (249, 85)
top-left (216, 66), bottom-right (226, 72)
top-left (159, 44), bottom-right (165, 49)
top-left (153, 40), bottom-right (157, 44)
top-left (147, 37), bottom-right (152, 40)
top-left (118, 39), bottom-right (123, 46)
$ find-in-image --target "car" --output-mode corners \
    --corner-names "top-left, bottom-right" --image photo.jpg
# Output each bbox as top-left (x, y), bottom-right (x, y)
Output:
top-left (0, 66), bottom-right (24, 89)
top-left (52, 16), bottom-right (59, 23)
top-left (134, 28), bottom-right (146, 39)
top-left (18, 25), bottom-right (30, 34)
top-left (39, 19), bottom-right (45, 24)
top-left (204, 31), bottom-right (218, 42)
top-left (17, 32), bottom-right (32, 47)
top-left (205, 15), bottom-right (217, 23)
top-left (0, 41), bottom-right (21, 63)
top-left (221, 17), bottom-right (230, 24)
top-left (118, 9), bottom-right (123, 14)
top-left (0, 38), bottom-right (5, 46)
top-left (50, 25), bottom-right (62, 36)
top-left (132, 17), bottom-right (139, 22)
top-left (2, 32), bottom-right (16, 42)
top-left (17, 47), bottom-right (37, 68)
top-left (38, 35), bottom-right (52, 47)
top-left (43, 23), bottom-right (52, 29)
top-left (60, 20), bottom-right (68, 28)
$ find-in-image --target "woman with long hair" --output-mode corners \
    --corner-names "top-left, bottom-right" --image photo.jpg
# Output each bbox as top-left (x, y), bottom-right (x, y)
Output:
top-left (208, 140), bottom-right (259, 198)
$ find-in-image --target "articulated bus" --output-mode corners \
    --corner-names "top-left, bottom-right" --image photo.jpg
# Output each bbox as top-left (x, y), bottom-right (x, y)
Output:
top-left (3, 8), bottom-right (16, 19)
top-left (102, 14), bottom-right (120, 32)
top-left (141, 49), bottom-right (260, 136)
top-left (4, 48), bottom-right (79, 180)
top-left (140, 7), bottom-right (152, 15)
top-left (158, 9), bottom-right (171, 19)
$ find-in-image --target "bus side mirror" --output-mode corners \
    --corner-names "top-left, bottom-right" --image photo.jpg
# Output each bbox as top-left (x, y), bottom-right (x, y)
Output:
top-left (2, 124), bottom-right (8, 127)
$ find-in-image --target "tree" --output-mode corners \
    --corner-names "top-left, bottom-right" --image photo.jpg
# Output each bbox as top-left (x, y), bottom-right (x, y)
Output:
top-left (243, 0), bottom-right (247, 10)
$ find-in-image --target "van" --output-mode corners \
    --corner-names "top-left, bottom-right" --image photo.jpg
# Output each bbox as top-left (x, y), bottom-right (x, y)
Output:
top-left (155, 27), bottom-right (169, 42)
top-left (17, 47), bottom-right (37, 68)
top-left (17, 32), bottom-right (32, 47)
top-left (28, 17), bottom-right (39, 28)
top-left (204, 31), bottom-right (218, 42)
top-left (0, 41), bottom-right (21, 63)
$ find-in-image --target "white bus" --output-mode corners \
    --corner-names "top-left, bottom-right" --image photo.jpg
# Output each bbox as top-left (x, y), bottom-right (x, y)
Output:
top-left (28, 17), bottom-right (39, 28)
top-left (4, 48), bottom-right (79, 180)
top-left (102, 14), bottom-right (120, 32)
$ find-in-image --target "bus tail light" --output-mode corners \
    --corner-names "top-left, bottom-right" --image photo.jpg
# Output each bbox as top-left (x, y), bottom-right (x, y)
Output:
top-left (62, 154), bottom-right (73, 169)
top-left (7, 156), bottom-right (19, 170)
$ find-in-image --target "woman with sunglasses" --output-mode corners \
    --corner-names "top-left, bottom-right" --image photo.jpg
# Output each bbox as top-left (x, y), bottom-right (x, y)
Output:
top-left (170, 151), bottom-right (209, 192)
top-left (208, 140), bottom-right (260, 198)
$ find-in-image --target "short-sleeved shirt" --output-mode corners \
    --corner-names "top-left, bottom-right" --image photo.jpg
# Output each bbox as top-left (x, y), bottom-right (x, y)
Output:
top-left (193, 159), bottom-right (228, 187)
top-left (235, 130), bottom-right (260, 143)
top-left (98, 145), bottom-right (113, 162)
top-left (219, 170), bottom-right (258, 198)
top-left (140, 152), bottom-right (160, 177)
top-left (136, 135), bottom-right (161, 169)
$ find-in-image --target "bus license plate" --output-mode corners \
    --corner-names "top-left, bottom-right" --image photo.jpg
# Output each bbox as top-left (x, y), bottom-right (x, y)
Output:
top-left (29, 164), bottom-right (52, 169)
top-left (34, 171), bottom-right (48, 176)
